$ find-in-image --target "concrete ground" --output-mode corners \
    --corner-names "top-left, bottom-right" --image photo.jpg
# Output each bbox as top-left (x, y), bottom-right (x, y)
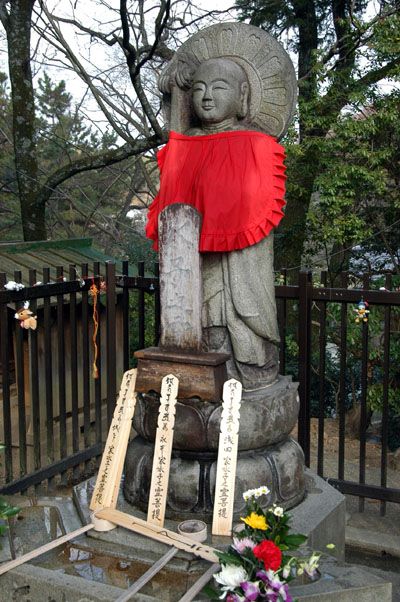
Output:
top-left (302, 419), bottom-right (400, 600)
top-left (343, 495), bottom-right (400, 600)
top-left (0, 489), bottom-right (399, 600)
top-left (2, 414), bottom-right (399, 599)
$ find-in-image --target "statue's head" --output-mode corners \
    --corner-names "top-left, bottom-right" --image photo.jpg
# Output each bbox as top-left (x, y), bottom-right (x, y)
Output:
top-left (190, 58), bottom-right (249, 126)
top-left (159, 23), bottom-right (297, 138)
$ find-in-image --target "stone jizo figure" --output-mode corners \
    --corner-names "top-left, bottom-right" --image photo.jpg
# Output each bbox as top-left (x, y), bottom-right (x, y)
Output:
top-left (125, 23), bottom-right (304, 519)
top-left (187, 58), bottom-right (249, 134)
top-left (147, 23), bottom-right (297, 391)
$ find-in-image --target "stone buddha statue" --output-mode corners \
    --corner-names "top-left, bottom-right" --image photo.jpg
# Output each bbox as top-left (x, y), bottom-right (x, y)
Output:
top-left (126, 24), bottom-right (305, 519)
top-left (186, 58), bottom-right (249, 135)
top-left (187, 57), bottom-right (280, 390)
top-left (147, 23), bottom-right (297, 391)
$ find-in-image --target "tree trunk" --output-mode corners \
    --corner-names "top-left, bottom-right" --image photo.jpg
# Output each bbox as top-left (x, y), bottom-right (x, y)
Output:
top-left (6, 0), bottom-right (46, 241)
top-left (274, 0), bottom-right (320, 271)
top-left (275, 145), bottom-right (321, 272)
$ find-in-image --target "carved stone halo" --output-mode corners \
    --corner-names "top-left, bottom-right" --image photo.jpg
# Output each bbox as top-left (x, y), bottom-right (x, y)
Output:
top-left (159, 22), bottom-right (297, 139)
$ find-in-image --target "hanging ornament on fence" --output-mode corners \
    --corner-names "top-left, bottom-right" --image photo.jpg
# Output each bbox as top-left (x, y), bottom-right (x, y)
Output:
top-left (89, 278), bottom-right (107, 379)
top-left (14, 301), bottom-right (37, 330)
top-left (354, 298), bottom-right (370, 324)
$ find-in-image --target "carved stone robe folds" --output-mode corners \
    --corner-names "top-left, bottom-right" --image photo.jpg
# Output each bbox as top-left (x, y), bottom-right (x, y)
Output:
top-left (146, 130), bottom-right (286, 389)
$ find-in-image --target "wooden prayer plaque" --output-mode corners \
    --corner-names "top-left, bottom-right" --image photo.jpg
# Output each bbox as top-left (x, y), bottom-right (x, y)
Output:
top-left (212, 378), bottom-right (242, 537)
top-left (90, 369), bottom-right (137, 512)
top-left (147, 374), bottom-right (179, 527)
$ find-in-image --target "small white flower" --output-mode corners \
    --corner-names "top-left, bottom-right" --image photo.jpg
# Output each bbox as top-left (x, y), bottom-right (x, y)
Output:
top-left (273, 506), bottom-right (284, 517)
top-left (243, 485), bottom-right (270, 501)
top-left (243, 488), bottom-right (254, 501)
top-left (282, 558), bottom-right (295, 580)
top-left (214, 565), bottom-right (248, 590)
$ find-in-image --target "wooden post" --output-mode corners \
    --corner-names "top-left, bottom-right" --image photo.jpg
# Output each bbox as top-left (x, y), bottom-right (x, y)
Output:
top-left (159, 204), bottom-right (202, 351)
top-left (212, 379), bottom-right (242, 537)
top-left (147, 374), bottom-right (179, 527)
top-left (90, 369), bottom-right (137, 530)
top-left (0, 524), bottom-right (94, 576)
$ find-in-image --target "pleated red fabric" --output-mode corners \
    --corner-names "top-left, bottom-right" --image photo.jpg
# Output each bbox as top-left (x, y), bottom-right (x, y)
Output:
top-left (146, 130), bottom-right (286, 252)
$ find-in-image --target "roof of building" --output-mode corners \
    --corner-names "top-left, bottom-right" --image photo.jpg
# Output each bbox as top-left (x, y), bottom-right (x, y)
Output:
top-left (0, 238), bottom-right (131, 286)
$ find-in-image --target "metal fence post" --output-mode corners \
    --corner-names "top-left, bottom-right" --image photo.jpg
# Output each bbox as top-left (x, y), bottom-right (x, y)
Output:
top-left (298, 270), bottom-right (312, 466)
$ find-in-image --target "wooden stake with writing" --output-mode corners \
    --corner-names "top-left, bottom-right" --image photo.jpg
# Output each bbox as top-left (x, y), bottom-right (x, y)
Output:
top-left (96, 508), bottom-right (219, 563)
top-left (147, 374), bottom-right (179, 527)
top-left (212, 378), bottom-right (242, 537)
top-left (90, 369), bottom-right (138, 519)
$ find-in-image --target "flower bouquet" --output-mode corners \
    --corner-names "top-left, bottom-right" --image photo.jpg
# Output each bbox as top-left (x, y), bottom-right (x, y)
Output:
top-left (206, 486), bottom-right (320, 601)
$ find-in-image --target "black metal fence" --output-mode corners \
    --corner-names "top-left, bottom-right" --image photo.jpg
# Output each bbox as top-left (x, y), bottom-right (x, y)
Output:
top-left (0, 262), bottom-right (399, 513)
top-left (277, 270), bottom-right (400, 515)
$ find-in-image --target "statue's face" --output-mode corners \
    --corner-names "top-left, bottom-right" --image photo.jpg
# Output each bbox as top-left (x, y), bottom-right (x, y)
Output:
top-left (191, 59), bottom-right (246, 125)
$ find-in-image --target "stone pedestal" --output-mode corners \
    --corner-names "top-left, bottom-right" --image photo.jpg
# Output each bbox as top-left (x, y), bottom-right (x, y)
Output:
top-left (125, 202), bottom-right (305, 519)
top-left (123, 376), bottom-right (305, 517)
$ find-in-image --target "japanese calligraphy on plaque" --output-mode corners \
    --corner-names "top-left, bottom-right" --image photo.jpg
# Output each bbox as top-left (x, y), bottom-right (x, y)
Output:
top-left (212, 378), bottom-right (242, 537)
top-left (90, 369), bottom-right (138, 512)
top-left (147, 374), bottom-right (179, 527)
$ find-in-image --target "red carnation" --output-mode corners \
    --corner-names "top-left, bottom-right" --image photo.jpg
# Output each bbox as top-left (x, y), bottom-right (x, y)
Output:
top-left (253, 540), bottom-right (282, 572)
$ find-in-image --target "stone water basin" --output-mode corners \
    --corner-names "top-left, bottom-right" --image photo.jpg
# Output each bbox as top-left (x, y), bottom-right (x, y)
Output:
top-left (0, 495), bottom-right (393, 602)
top-left (2, 501), bottom-right (200, 601)
top-left (35, 541), bottom-right (191, 597)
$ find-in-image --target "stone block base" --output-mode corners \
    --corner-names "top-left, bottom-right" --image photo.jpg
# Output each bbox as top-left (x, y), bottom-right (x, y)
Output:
top-left (123, 435), bottom-right (305, 519)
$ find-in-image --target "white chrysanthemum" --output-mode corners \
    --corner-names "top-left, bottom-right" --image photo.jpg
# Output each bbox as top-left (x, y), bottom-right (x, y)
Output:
top-left (214, 564), bottom-right (248, 590)
top-left (273, 506), bottom-right (284, 517)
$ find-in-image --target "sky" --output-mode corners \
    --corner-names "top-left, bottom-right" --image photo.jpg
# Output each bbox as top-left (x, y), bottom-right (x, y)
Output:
top-left (12, 1), bottom-right (240, 135)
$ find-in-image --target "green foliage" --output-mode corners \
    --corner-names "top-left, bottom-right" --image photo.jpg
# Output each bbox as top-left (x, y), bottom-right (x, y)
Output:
top-left (128, 289), bottom-right (157, 367)
top-left (0, 498), bottom-right (20, 531)
top-left (282, 277), bottom-right (400, 449)
top-left (35, 73), bottom-right (107, 163)
top-left (0, 446), bottom-right (20, 542)
top-left (305, 91), bottom-right (400, 271)
top-left (0, 69), bottom-right (158, 256)
top-left (210, 489), bottom-right (317, 601)
top-left (236, 0), bottom-right (400, 271)
top-left (122, 232), bottom-right (158, 268)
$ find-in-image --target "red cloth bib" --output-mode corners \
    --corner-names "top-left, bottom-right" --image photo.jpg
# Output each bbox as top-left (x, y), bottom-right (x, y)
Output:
top-left (146, 130), bottom-right (286, 252)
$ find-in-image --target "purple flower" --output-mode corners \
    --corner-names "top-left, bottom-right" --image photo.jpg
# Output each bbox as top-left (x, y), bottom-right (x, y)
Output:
top-left (256, 570), bottom-right (293, 602)
top-left (278, 583), bottom-right (293, 601)
top-left (256, 569), bottom-right (274, 584)
top-left (240, 580), bottom-right (260, 601)
top-left (226, 594), bottom-right (243, 602)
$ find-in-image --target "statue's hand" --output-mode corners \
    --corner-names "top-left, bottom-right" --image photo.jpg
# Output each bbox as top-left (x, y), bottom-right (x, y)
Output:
top-left (159, 55), bottom-right (195, 93)
top-left (159, 71), bottom-right (172, 94)
top-left (174, 55), bottom-right (196, 90)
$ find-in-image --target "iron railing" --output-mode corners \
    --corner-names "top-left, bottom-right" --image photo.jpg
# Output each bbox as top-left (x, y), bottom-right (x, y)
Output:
top-left (0, 262), bottom-right (399, 515)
